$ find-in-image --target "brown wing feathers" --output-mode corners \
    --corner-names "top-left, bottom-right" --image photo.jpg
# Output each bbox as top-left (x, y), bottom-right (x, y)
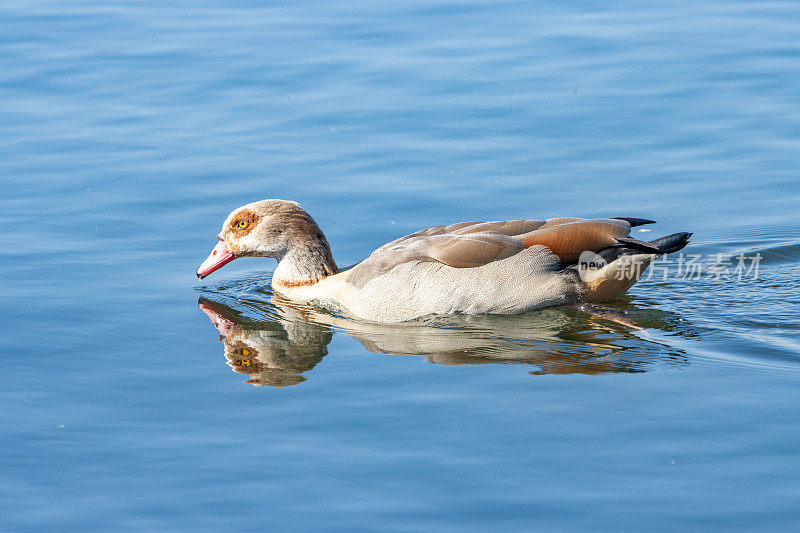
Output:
top-left (425, 233), bottom-right (525, 267)
top-left (347, 217), bottom-right (658, 288)
top-left (371, 219), bottom-right (545, 255)
top-left (450, 220), bottom-right (547, 237)
top-left (520, 219), bottom-right (632, 263)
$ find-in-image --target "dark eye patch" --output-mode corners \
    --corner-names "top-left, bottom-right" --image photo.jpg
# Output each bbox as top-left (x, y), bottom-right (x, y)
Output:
top-left (230, 209), bottom-right (260, 235)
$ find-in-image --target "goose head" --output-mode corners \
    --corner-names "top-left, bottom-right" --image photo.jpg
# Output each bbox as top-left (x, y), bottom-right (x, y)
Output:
top-left (197, 199), bottom-right (338, 282)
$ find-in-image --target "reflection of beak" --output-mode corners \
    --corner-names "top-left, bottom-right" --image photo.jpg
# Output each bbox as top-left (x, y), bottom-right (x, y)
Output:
top-left (198, 300), bottom-right (235, 337)
top-left (197, 236), bottom-right (235, 279)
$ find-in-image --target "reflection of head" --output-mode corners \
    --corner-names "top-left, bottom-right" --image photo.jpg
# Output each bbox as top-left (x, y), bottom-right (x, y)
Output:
top-left (199, 298), bottom-right (332, 387)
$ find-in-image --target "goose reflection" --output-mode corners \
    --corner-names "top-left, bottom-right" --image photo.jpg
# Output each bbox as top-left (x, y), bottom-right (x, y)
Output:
top-left (199, 297), bottom-right (331, 386)
top-left (199, 290), bottom-right (690, 387)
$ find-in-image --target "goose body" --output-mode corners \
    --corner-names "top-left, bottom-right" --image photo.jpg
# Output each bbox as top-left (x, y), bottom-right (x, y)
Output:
top-left (197, 200), bottom-right (691, 323)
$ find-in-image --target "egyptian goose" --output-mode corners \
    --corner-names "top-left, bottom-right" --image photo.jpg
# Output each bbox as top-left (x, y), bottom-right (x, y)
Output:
top-left (197, 199), bottom-right (691, 322)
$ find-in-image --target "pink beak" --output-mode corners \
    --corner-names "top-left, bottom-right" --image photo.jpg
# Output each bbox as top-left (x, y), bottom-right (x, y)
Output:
top-left (197, 236), bottom-right (236, 279)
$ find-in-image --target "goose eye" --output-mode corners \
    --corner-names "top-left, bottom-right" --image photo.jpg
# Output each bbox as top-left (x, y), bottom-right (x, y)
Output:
top-left (237, 220), bottom-right (248, 229)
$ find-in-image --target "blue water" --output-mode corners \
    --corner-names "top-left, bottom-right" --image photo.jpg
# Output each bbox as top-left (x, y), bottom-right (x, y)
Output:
top-left (2, 1), bottom-right (800, 530)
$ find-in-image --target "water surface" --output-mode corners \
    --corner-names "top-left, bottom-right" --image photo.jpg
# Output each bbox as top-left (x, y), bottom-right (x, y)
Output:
top-left (2, 0), bottom-right (800, 530)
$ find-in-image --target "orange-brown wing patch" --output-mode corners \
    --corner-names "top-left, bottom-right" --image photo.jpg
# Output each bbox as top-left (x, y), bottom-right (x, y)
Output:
top-left (520, 219), bottom-right (630, 263)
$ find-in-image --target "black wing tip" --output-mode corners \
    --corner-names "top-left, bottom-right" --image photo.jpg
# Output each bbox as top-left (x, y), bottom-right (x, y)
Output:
top-left (615, 237), bottom-right (664, 254)
top-left (611, 217), bottom-right (657, 227)
top-left (648, 232), bottom-right (693, 254)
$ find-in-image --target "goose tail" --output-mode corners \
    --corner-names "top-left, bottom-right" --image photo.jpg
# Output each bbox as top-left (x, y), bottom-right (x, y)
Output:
top-left (575, 231), bottom-right (692, 302)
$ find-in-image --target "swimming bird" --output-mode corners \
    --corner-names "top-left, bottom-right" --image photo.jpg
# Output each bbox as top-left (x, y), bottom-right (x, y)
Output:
top-left (196, 199), bottom-right (691, 322)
